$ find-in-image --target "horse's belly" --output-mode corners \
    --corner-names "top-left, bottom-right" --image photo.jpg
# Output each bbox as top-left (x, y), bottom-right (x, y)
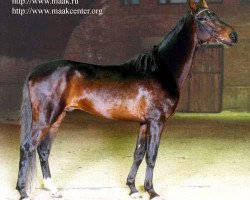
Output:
top-left (67, 88), bottom-right (147, 122)
top-left (76, 98), bottom-right (145, 121)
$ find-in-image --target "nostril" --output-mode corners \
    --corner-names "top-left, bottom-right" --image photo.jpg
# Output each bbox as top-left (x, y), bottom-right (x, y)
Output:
top-left (230, 31), bottom-right (238, 43)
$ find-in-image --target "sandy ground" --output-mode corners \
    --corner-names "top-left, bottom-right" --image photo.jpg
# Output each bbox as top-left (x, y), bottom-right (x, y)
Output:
top-left (0, 111), bottom-right (250, 200)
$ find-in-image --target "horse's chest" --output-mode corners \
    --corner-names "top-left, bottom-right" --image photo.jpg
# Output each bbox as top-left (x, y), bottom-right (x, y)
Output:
top-left (149, 92), bottom-right (179, 118)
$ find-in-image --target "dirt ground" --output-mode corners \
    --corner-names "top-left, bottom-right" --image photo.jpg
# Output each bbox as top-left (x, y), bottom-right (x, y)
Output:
top-left (0, 111), bottom-right (249, 200)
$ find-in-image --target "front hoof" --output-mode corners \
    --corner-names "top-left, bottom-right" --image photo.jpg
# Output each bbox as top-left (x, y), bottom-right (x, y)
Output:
top-left (50, 190), bottom-right (62, 198)
top-left (130, 192), bottom-right (142, 199)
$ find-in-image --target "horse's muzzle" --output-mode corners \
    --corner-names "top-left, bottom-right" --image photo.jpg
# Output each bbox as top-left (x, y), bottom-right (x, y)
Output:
top-left (230, 31), bottom-right (238, 44)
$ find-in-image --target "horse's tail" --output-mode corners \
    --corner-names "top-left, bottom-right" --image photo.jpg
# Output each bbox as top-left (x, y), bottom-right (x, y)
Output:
top-left (20, 76), bottom-right (37, 193)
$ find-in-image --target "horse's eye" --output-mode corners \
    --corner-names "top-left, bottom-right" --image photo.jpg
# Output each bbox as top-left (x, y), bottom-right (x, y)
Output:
top-left (199, 16), bottom-right (210, 22)
top-left (203, 16), bottom-right (210, 21)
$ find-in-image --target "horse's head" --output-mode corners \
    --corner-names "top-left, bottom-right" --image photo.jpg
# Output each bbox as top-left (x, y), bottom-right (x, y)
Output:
top-left (189, 0), bottom-right (238, 47)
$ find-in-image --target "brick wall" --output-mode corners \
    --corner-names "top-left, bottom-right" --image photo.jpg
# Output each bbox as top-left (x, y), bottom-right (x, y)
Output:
top-left (0, 0), bottom-right (249, 118)
top-left (0, 1), bottom-right (95, 118)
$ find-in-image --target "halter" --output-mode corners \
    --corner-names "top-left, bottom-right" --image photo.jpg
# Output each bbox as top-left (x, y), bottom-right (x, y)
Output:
top-left (195, 9), bottom-right (209, 17)
top-left (193, 9), bottom-right (217, 45)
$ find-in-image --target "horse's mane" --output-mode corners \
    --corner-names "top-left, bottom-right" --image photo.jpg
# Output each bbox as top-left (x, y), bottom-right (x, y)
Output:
top-left (122, 11), bottom-right (191, 76)
top-left (123, 46), bottom-right (159, 76)
top-left (158, 12), bottom-right (190, 51)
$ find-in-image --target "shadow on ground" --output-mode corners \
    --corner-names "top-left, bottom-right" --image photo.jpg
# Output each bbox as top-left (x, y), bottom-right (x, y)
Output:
top-left (0, 111), bottom-right (249, 200)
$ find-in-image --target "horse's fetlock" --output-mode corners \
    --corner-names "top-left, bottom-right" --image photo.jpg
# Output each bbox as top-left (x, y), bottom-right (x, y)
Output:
top-left (126, 177), bottom-right (135, 186)
top-left (126, 181), bottom-right (134, 187)
top-left (16, 184), bottom-right (22, 191)
top-left (144, 182), bottom-right (152, 192)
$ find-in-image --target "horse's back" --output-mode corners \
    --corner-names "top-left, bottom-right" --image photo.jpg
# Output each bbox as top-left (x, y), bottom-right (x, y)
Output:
top-left (25, 59), bottom-right (147, 122)
top-left (25, 59), bottom-right (177, 123)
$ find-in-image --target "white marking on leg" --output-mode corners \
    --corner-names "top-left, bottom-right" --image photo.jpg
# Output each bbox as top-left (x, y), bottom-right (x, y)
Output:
top-left (43, 178), bottom-right (62, 198)
top-left (130, 192), bottom-right (142, 199)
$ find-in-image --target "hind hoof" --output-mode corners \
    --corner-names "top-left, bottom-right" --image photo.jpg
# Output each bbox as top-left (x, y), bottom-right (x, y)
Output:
top-left (50, 190), bottom-right (62, 198)
top-left (130, 192), bottom-right (142, 199)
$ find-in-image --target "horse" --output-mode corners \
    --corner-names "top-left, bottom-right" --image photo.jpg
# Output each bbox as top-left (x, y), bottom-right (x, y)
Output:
top-left (16, 0), bottom-right (237, 199)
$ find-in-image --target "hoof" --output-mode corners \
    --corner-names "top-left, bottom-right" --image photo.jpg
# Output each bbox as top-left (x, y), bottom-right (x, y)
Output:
top-left (151, 196), bottom-right (162, 200)
top-left (44, 178), bottom-right (62, 198)
top-left (50, 190), bottom-right (62, 198)
top-left (130, 192), bottom-right (142, 199)
top-left (21, 198), bottom-right (31, 200)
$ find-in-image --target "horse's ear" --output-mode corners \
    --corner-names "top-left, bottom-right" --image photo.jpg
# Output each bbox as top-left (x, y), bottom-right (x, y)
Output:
top-left (189, 0), bottom-right (197, 12)
top-left (199, 0), bottom-right (209, 9)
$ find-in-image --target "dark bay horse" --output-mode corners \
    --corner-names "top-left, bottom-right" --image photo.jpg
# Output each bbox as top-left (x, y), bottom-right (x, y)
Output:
top-left (16, 0), bottom-right (237, 199)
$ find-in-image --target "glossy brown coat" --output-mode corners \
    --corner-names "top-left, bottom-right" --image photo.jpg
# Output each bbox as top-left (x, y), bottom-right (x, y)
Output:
top-left (16, 1), bottom-right (237, 199)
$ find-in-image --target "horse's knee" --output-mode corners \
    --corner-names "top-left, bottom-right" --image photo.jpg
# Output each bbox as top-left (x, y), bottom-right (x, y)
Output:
top-left (134, 149), bottom-right (145, 161)
top-left (134, 141), bottom-right (146, 162)
top-left (145, 154), bottom-right (157, 168)
top-left (144, 181), bottom-right (151, 191)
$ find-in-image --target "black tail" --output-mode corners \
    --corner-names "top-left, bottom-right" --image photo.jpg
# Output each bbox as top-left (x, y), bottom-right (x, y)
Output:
top-left (20, 77), bottom-right (37, 193)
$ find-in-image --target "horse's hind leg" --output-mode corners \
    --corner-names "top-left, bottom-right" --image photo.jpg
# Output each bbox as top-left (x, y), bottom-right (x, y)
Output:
top-left (37, 112), bottom-right (65, 198)
top-left (127, 123), bottom-right (147, 199)
top-left (37, 135), bottom-right (62, 198)
top-left (16, 124), bottom-right (51, 200)
top-left (16, 145), bottom-right (36, 200)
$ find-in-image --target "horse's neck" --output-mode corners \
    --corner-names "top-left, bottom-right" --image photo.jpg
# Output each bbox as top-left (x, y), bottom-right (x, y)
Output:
top-left (157, 13), bottom-right (198, 89)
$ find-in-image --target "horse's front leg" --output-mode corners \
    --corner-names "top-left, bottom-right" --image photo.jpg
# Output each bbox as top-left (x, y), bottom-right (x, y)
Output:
top-left (144, 119), bottom-right (165, 200)
top-left (127, 123), bottom-right (147, 199)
